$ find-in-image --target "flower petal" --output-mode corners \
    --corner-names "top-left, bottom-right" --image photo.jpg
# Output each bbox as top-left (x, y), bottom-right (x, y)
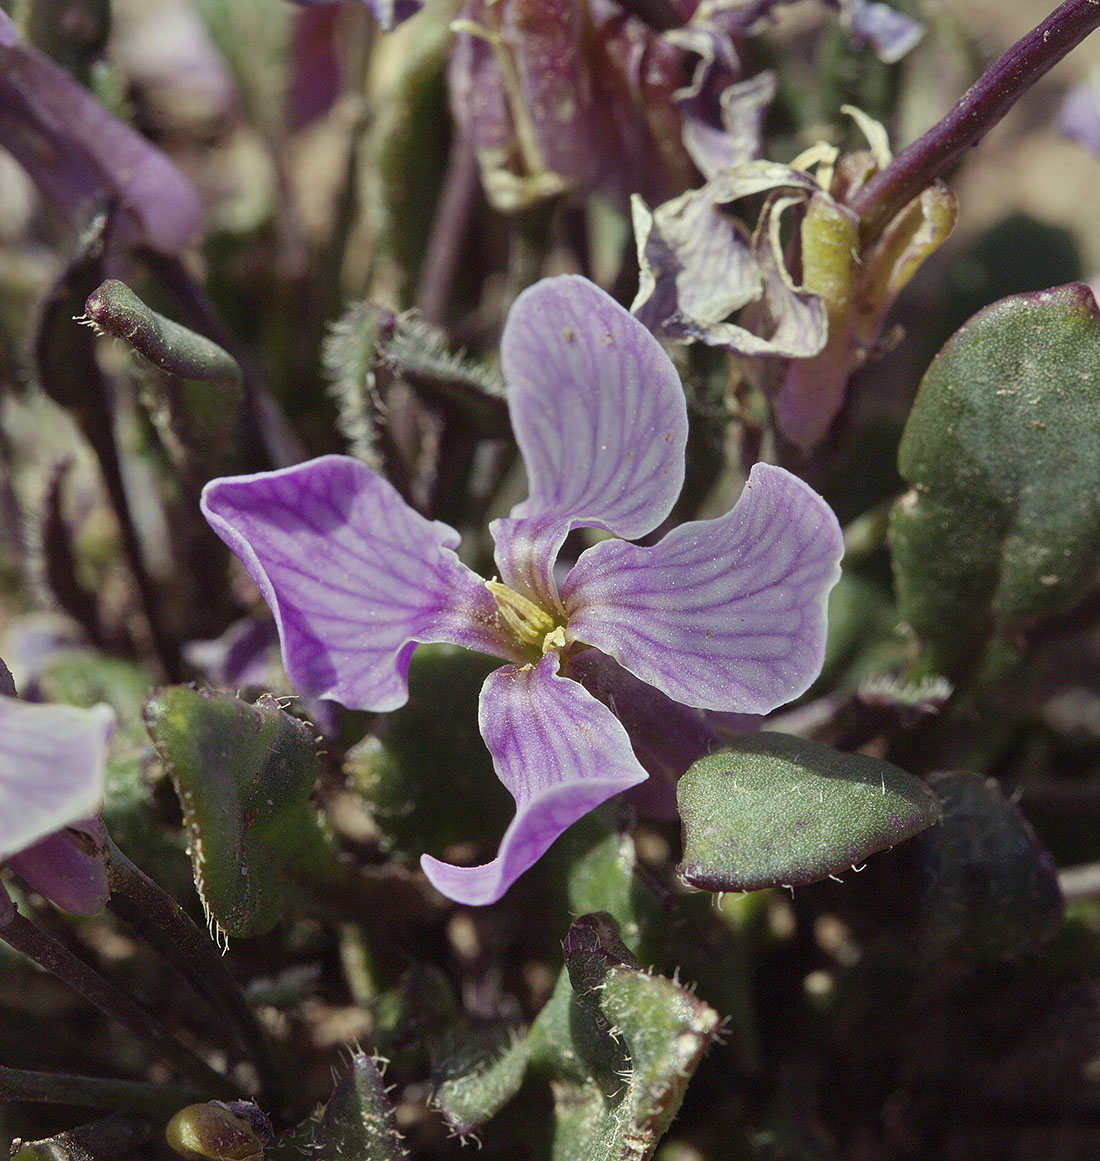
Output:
top-left (8, 819), bottom-right (110, 916)
top-left (492, 276), bottom-right (687, 605)
top-left (201, 456), bottom-right (515, 712)
top-left (0, 699), bottom-right (114, 861)
top-left (562, 463), bottom-right (843, 713)
top-left (420, 653), bottom-right (649, 905)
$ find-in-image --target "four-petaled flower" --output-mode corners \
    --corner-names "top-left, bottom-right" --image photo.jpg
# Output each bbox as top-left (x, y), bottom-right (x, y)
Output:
top-left (201, 276), bottom-right (843, 906)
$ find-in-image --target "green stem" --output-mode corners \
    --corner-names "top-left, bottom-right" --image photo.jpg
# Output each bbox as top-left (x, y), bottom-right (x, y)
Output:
top-left (0, 1066), bottom-right (200, 1116)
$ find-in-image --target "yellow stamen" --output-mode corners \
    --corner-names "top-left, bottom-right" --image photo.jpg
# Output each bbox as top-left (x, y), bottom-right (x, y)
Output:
top-left (486, 580), bottom-right (556, 648)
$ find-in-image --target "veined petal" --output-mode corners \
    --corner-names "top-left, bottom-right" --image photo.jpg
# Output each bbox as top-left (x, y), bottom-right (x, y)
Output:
top-left (420, 653), bottom-right (649, 906)
top-left (562, 463), bottom-right (843, 713)
top-left (493, 276), bottom-right (687, 605)
top-left (201, 456), bottom-right (515, 712)
top-left (0, 699), bottom-right (114, 862)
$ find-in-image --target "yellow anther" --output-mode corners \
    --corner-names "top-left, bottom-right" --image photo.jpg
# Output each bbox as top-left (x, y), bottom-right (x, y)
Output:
top-left (486, 580), bottom-right (556, 648)
top-left (542, 626), bottom-right (567, 654)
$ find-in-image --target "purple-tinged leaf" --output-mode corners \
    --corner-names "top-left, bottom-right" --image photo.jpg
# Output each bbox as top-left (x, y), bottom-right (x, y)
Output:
top-left (567, 648), bottom-right (739, 819)
top-left (0, 697), bottom-right (114, 862)
top-left (492, 276), bottom-right (687, 608)
top-left (420, 654), bottom-right (649, 906)
top-left (0, 16), bottom-right (201, 253)
top-left (562, 464), bottom-right (843, 713)
top-left (7, 819), bottom-right (110, 917)
top-left (201, 456), bottom-right (516, 712)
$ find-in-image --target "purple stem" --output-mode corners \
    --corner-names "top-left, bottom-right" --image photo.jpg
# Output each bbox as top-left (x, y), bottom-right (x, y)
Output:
top-left (416, 133), bottom-right (480, 326)
top-left (850, 0), bottom-right (1100, 245)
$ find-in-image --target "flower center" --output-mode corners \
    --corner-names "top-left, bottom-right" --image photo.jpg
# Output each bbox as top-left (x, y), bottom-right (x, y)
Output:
top-left (486, 580), bottom-right (566, 656)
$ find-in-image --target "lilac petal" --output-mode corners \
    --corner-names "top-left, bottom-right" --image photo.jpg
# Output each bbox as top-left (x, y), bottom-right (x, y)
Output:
top-left (201, 456), bottom-right (516, 712)
top-left (0, 21), bottom-right (202, 254)
top-left (9, 819), bottom-right (110, 917)
top-left (843, 0), bottom-right (924, 64)
top-left (562, 463), bottom-right (843, 713)
top-left (1059, 80), bottom-right (1100, 158)
top-left (492, 276), bottom-right (687, 606)
top-left (0, 698), bottom-right (114, 861)
top-left (420, 653), bottom-right (649, 905)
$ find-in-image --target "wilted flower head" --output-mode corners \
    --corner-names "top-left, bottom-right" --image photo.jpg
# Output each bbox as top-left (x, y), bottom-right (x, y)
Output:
top-left (202, 276), bottom-right (842, 905)
top-left (0, 696), bottom-right (115, 922)
top-left (633, 111), bottom-right (956, 449)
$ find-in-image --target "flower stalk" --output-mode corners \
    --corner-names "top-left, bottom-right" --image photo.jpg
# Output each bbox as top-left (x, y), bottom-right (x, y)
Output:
top-left (851, 0), bottom-right (1100, 245)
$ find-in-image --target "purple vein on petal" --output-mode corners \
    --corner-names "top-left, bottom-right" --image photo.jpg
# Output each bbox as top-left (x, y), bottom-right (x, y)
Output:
top-left (492, 275), bottom-right (688, 606)
top-left (420, 653), bottom-right (649, 906)
top-left (562, 463), bottom-right (843, 713)
top-left (201, 455), bottom-right (516, 712)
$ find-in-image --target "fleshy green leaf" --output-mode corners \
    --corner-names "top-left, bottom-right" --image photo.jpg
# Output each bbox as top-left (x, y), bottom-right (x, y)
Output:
top-left (428, 1020), bottom-right (529, 1136)
top-left (343, 645), bottom-right (512, 859)
top-left (677, 732), bottom-right (940, 891)
top-left (313, 1052), bottom-right (408, 1160)
top-left (889, 283), bottom-right (1100, 673)
top-left (527, 913), bottom-right (719, 1161)
top-left (917, 771), bottom-right (1064, 961)
top-left (144, 687), bottom-right (344, 938)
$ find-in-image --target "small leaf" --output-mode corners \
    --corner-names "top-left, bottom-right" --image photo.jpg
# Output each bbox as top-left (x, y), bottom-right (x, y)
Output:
top-left (428, 1020), bottom-right (529, 1136)
top-left (313, 1052), bottom-right (408, 1160)
top-left (916, 771), bottom-right (1064, 961)
top-left (84, 279), bottom-right (242, 481)
top-left (889, 283), bottom-right (1100, 673)
top-left (144, 687), bottom-right (344, 937)
top-left (528, 912), bottom-right (720, 1161)
top-left (677, 732), bottom-right (939, 891)
top-left (344, 645), bottom-right (513, 859)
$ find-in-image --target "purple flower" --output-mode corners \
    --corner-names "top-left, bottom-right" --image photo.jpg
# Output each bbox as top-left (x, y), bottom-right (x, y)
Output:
top-left (201, 276), bottom-right (842, 906)
top-left (0, 697), bottom-right (115, 922)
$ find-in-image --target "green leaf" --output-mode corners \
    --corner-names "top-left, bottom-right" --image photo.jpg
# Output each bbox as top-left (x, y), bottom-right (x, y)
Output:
top-left (313, 1052), bottom-right (408, 1161)
top-left (677, 732), bottom-right (940, 891)
top-left (917, 771), bottom-right (1064, 961)
top-left (526, 913), bottom-right (719, 1161)
top-left (84, 280), bottom-right (242, 481)
top-left (428, 1020), bottom-right (529, 1137)
top-left (889, 283), bottom-right (1100, 673)
top-left (144, 687), bottom-right (344, 938)
top-left (343, 646), bottom-right (512, 859)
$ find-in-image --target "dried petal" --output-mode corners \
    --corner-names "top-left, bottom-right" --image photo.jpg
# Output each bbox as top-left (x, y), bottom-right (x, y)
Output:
top-left (420, 654), bottom-right (649, 905)
top-left (201, 456), bottom-right (516, 712)
top-left (562, 464), bottom-right (843, 713)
